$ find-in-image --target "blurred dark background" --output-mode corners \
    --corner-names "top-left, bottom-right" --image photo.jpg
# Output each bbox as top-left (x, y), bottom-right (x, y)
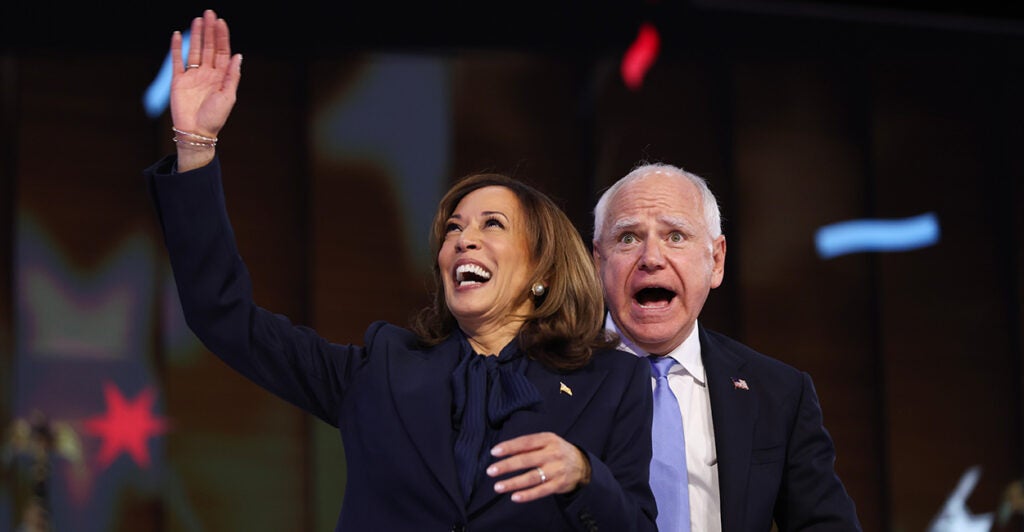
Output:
top-left (2, 1), bottom-right (1023, 530)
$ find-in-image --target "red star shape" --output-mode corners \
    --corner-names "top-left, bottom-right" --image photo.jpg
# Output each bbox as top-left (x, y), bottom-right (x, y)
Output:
top-left (83, 381), bottom-right (170, 469)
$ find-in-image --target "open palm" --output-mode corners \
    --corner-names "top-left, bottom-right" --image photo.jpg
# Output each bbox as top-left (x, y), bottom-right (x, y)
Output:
top-left (169, 10), bottom-right (241, 141)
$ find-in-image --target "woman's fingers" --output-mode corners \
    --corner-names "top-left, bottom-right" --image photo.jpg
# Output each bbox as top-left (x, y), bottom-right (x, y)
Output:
top-left (220, 53), bottom-right (242, 95)
top-left (488, 432), bottom-right (590, 502)
top-left (186, 16), bottom-right (202, 68)
top-left (168, 10), bottom-right (241, 144)
top-left (213, 18), bottom-right (233, 70)
top-left (200, 9), bottom-right (217, 67)
top-left (170, 30), bottom-right (183, 77)
top-left (180, 10), bottom-right (225, 72)
top-left (493, 463), bottom-right (565, 502)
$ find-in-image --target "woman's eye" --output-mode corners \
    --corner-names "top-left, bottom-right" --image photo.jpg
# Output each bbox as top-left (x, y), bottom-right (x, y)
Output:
top-left (484, 218), bottom-right (504, 229)
top-left (445, 222), bottom-right (461, 233)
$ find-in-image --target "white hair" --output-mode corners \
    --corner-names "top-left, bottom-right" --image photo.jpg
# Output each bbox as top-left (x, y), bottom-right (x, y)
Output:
top-left (593, 163), bottom-right (722, 242)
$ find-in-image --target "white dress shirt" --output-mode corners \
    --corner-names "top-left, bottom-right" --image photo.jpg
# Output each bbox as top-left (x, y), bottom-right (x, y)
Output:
top-left (606, 315), bottom-right (722, 532)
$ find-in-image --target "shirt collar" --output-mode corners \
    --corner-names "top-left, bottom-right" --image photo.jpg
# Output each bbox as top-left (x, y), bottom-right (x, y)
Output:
top-left (604, 313), bottom-right (706, 385)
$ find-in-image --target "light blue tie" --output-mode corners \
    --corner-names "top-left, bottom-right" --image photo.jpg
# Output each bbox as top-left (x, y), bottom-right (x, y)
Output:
top-left (649, 356), bottom-right (691, 532)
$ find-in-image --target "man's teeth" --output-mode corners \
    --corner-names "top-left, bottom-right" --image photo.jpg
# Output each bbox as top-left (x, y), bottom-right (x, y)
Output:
top-left (456, 263), bottom-right (492, 284)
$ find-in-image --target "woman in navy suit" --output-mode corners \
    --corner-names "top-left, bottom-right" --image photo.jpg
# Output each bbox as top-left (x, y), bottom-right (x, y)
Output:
top-left (147, 10), bottom-right (656, 531)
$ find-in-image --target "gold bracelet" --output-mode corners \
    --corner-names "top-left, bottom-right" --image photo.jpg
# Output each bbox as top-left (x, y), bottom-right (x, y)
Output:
top-left (171, 127), bottom-right (218, 143)
top-left (172, 137), bottom-right (216, 149)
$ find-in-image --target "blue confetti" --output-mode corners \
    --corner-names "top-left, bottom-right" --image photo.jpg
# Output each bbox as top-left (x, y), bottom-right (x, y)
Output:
top-left (815, 212), bottom-right (940, 259)
top-left (143, 31), bottom-right (190, 118)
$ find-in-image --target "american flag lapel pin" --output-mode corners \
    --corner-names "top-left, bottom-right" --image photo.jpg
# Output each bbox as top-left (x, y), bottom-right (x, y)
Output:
top-left (559, 382), bottom-right (573, 396)
top-left (731, 377), bottom-right (749, 391)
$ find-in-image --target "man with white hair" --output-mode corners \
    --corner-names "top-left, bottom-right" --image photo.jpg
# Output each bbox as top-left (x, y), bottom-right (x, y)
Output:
top-left (592, 163), bottom-right (861, 531)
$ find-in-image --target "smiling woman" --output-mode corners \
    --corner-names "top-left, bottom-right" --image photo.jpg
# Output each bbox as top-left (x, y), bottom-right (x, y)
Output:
top-left (435, 185), bottom-right (537, 355)
top-left (144, 9), bottom-right (656, 532)
top-left (415, 174), bottom-right (610, 371)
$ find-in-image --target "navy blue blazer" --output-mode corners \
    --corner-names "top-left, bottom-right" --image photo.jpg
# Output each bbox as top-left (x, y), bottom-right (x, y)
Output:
top-left (146, 156), bottom-right (657, 531)
top-left (699, 326), bottom-right (861, 531)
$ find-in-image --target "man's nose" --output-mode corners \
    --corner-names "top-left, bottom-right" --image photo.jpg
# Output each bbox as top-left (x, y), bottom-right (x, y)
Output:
top-left (639, 240), bottom-right (666, 270)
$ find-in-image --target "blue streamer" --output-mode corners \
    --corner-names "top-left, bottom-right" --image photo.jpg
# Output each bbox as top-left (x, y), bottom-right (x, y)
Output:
top-left (815, 212), bottom-right (940, 259)
top-left (143, 31), bottom-right (190, 118)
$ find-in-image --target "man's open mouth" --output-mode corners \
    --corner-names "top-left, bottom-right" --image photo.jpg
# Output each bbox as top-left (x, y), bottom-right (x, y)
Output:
top-left (634, 287), bottom-right (676, 308)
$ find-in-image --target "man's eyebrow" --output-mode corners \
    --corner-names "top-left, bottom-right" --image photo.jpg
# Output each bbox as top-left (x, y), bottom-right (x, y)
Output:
top-left (609, 217), bottom-right (639, 233)
top-left (658, 215), bottom-right (692, 230)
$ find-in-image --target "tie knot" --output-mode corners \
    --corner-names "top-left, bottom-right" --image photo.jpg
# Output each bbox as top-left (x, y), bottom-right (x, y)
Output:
top-left (648, 356), bottom-right (677, 379)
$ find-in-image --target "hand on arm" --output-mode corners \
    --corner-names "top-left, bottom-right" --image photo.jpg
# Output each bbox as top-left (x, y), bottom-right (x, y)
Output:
top-left (169, 9), bottom-right (242, 172)
top-left (487, 432), bottom-right (592, 503)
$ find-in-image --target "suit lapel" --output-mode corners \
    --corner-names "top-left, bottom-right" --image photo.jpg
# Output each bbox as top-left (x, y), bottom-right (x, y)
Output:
top-left (466, 360), bottom-right (609, 514)
top-left (389, 335), bottom-right (464, 509)
top-left (701, 327), bottom-right (756, 532)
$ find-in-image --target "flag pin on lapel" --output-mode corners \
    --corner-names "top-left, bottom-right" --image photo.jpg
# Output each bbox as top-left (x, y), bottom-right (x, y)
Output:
top-left (731, 377), bottom-right (749, 391)
top-left (559, 382), bottom-right (573, 396)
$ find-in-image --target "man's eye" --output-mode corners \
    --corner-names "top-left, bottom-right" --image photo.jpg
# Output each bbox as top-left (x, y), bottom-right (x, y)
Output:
top-left (669, 232), bottom-right (684, 243)
top-left (620, 233), bottom-right (637, 244)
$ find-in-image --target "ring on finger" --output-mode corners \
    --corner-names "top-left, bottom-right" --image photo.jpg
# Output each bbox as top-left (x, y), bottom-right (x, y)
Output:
top-left (536, 467), bottom-right (547, 484)
top-left (185, 64), bottom-right (201, 70)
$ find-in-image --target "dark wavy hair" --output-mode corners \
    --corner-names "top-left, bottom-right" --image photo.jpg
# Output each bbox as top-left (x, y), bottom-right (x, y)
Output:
top-left (411, 173), bottom-right (614, 371)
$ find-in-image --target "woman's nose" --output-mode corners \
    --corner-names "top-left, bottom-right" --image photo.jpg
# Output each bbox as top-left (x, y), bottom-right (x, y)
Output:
top-left (456, 228), bottom-right (480, 251)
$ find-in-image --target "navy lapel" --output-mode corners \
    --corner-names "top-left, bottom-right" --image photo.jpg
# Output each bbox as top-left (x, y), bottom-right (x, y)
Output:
top-left (700, 326), bottom-right (756, 532)
top-left (466, 359), bottom-right (609, 515)
top-left (389, 334), bottom-right (464, 509)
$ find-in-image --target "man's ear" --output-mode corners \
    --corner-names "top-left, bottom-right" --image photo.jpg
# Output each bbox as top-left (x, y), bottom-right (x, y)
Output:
top-left (592, 241), bottom-right (603, 270)
top-left (711, 235), bottom-right (726, 289)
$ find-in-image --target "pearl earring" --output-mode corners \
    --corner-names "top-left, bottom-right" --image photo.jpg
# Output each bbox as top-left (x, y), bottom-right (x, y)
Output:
top-left (531, 283), bottom-right (546, 297)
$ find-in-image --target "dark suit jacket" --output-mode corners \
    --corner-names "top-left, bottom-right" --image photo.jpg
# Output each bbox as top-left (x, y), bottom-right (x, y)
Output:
top-left (146, 155), bottom-right (657, 531)
top-left (699, 326), bottom-right (861, 531)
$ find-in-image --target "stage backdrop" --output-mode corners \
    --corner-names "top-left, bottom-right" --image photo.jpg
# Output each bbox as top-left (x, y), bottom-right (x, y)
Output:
top-left (2, 3), bottom-right (1022, 531)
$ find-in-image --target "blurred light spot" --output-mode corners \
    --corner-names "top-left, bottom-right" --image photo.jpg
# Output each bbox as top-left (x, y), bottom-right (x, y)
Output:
top-left (17, 216), bottom-right (154, 360)
top-left (815, 212), bottom-right (940, 259)
top-left (621, 23), bottom-right (660, 91)
top-left (313, 55), bottom-right (449, 265)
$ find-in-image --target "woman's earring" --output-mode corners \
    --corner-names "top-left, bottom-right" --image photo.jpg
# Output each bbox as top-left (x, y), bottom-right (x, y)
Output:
top-left (531, 283), bottom-right (546, 297)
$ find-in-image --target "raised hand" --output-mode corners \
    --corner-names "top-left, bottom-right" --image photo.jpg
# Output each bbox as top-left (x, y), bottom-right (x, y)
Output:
top-left (169, 9), bottom-right (242, 171)
top-left (487, 432), bottom-right (592, 503)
